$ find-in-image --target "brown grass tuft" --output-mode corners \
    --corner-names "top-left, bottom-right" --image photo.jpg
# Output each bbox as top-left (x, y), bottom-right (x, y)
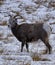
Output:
top-left (32, 55), bottom-right (41, 61)
top-left (0, 0), bottom-right (4, 5)
top-left (0, 21), bottom-right (7, 26)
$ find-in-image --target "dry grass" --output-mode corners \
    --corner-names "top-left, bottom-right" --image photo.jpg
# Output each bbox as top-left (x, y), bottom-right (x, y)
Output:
top-left (0, 37), bottom-right (8, 41)
top-left (0, 33), bottom-right (3, 37)
top-left (25, 63), bottom-right (31, 65)
top-left (0, 21), bottom-right (7, 26)
top-left (32, 55), bottom-right (41, 61)
top-left (41, 58), bottom-right (51, 61)
top-left (0, 0), bottom-right (4, 5)
top-left (31, 50), bottom-right (50, 61)
top-left (31, 53), bottom-right (41, 61)
top-left (5, 57), bottom-right (15, 60)
top-left (7, 34), bottom-right (13, 37)
top-left (49, 2), bottom-right (55, 7)
top-left (32, 54), bottom-right (51, 61)
top-left (0, 48), bottom-right (3, 54)
top-left (40, 50), bottom-right (48, 54)
top-left (0, 50), bottom-right (3, 54)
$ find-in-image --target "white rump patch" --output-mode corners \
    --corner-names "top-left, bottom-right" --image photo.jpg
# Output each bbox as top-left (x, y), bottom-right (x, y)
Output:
top-left (43, 23), bottom-right (52, 37)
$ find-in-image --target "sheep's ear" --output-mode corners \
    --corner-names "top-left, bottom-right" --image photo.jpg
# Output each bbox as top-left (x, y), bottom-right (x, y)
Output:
top-left (8, 13), bottom-right (14, 19)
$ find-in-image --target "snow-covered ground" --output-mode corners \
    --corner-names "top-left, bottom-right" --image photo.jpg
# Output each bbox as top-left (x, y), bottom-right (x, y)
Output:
top-left (0, 0), bottom-right (55, 65)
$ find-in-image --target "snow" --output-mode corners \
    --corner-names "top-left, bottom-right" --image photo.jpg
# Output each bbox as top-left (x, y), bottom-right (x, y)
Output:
top-left (51, 25), bottom-right (55, 33)
top-left (0, 0), bottom-right (55, 65)
top-left (31, 61), bottom-right (55, 65)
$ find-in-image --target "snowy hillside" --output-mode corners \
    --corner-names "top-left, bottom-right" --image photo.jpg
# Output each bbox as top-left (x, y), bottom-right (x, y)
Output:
top-left (0, 0), bottom-right (55, 65)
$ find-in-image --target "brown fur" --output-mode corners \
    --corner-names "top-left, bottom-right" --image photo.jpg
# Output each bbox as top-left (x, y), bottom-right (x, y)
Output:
top-left (11, 22), bottom-right (52, 54)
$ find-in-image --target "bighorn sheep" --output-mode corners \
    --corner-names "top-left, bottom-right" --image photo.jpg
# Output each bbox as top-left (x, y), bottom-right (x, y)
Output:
top-left (8, 15), bottom-right (52, 54)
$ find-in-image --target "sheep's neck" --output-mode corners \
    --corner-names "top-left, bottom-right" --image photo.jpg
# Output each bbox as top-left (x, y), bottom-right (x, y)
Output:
top-left (11, 25), bottom-right (18, 37)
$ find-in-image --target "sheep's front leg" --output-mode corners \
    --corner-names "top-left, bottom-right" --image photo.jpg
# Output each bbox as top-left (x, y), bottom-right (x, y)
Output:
top-left (21, 42), bottom-right (29, 52)
top-left (26, 43), bottom-right (29, 52)
top-left (21, 43), bottom-right (24, 52)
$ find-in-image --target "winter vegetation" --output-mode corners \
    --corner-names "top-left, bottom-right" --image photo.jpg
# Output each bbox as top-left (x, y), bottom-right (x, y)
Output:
top-left (0, 0), bottom-right (55, 65)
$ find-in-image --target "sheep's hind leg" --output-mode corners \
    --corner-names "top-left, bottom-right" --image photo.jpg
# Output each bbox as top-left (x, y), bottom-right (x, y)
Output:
top-left (41, 37), bottom-right (52, 54)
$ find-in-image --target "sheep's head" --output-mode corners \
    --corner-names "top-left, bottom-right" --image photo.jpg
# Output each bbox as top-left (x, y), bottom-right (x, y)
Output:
top-left (8, 15), bottom-right (17, 28)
